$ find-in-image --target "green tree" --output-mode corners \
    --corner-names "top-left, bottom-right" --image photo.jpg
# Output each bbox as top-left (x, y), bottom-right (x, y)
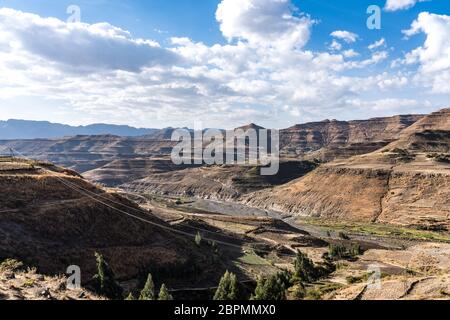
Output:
top-left (328, 244), bottom-right (347, 260)
top-left (251, 273), bottom-right (286, 300)
top-left (158, 284), bottom-right (173, 300)
top-left (213, 271), bottom-right (239, 300)
top-left (92, 252), bottom-right (123, 299)
top-left (349, 243), bottom-right (362, 257)
top-left (318, 253), bottom-right (336, 276)
top-left (139, 273), bottom-right (156, 300)
top-left (294, 251), bottom-right (319, 283)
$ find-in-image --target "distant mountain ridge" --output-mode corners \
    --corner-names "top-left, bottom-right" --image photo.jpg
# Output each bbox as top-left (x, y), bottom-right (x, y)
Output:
top-left (0, 113), bottom-right (428, 178)
top-left (0, 119), bottom-right (159, 139)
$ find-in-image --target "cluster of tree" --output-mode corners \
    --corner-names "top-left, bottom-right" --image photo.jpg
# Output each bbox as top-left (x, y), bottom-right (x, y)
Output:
top-left (91, 248), bottom-right (340, 301)
top-left (212, 270), bottom-right (290, 301)
top-left (129, 273), bottom-right (173, 301)
top-left (328, 243), bottom-right (362, 261)
top-left (251, 271), bottom-right (291, 300)
top-left (213, 250), bottom-right (337, 301)
top-left (213, 271), bottom-right (240, 300)
top-left (91, 253), bottom-right (172, 300)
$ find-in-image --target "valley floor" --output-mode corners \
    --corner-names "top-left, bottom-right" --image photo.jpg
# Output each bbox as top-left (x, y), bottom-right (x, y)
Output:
top-left (118, 192), bottom-right (450, 300)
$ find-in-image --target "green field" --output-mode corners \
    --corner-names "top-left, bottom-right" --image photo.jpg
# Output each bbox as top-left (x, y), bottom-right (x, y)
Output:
top-left (297, 218), bottom-right (450, 243)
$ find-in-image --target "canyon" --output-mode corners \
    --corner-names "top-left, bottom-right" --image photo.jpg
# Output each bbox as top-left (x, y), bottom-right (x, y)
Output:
top-left (0, 108), bottom-right (448, 300)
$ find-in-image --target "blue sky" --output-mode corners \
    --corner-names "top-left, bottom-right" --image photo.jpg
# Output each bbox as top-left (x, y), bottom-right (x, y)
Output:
top-left (0, 0), bottom-right (449, 128)
top-left (1, 0), bottom-right (446, 51)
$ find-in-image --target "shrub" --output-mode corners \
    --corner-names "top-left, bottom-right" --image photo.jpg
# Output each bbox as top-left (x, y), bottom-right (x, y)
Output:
top-left (23, 279), bottom-right (35, 288)
top-left (290, 284), bottom-right (306, 299)
top-left (328, 244), bottom-right (347, 260)
top-left (349, 244), bottom-right (362, 257)
top-left (125, 293), bottom-right (136, 300)
top-left (305, 283), bottom-right (343, 300)
top-left (317, 253), bottom-right (336, 276)
top-left (0, 259), bottom-right (24, 272)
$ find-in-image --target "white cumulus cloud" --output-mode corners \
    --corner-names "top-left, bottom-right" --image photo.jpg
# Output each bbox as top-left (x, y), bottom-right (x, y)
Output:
top-left (403, 12), bottom-right (450, 73)
top-left (385, 0), bottom-right (428, 12)
top-left (216, 0), bottom-right (312, 50)
top-left (0, 8), bottom-right (179, 73)
top-left (0, 4), bottom-right (447, 128)
top-left (330, 30), bottom-right (358, 43)
top-left (402, 12), bottom-right (450, 93)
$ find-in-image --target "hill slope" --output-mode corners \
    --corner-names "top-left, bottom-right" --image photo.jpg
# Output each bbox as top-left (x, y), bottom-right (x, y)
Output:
top-left (0, 157), bottom-right (219, 284)
top-left (123, 160), bottom-right (318, 200)
top-left (279, 114), bottom-right (423, 160)
top-left (242, 108), bottom-right (450, 230)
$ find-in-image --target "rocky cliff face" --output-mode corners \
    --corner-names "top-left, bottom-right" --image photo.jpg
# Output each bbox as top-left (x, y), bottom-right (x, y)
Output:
top-left (242, 108), bottom-right (450, 230)
top-left (279, 114), bottom-right (423, 160)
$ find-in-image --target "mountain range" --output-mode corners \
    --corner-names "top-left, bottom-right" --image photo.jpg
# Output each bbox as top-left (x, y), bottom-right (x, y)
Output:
top-left (0, 119), bottom-right (159, 139)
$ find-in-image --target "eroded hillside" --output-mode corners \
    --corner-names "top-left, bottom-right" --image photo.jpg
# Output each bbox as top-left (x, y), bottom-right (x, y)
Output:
top-left (0, 157), bottom-right (223, 288)
top-left (242, 108), bottom-right (450, 230)
top-left (280, 114), bottom-right (423, 160)
top-left (123, 161), bottom-right (318, 201)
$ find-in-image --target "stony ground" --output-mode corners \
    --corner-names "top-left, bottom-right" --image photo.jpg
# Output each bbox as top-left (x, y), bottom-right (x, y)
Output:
top-left (0, 260), bottom-right (101, 300)
top-left (327, 243), bottom-right (450, 300)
